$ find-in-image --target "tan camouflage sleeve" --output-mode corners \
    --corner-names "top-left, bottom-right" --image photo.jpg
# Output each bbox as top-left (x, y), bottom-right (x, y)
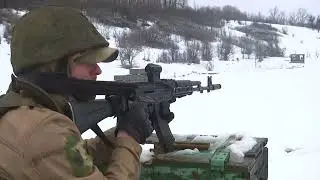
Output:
top-left (84, 127), bottom-right (117, 172)
top-left (27, 114), bottom-right (142, 180)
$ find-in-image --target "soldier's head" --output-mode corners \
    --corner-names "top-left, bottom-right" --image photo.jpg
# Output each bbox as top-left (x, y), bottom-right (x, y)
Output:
top-left (10, 6), bottom-right (118, 80)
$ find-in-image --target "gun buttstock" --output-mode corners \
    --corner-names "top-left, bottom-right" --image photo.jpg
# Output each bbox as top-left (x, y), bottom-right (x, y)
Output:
top-left (68, 99), bottom-right (114, 133)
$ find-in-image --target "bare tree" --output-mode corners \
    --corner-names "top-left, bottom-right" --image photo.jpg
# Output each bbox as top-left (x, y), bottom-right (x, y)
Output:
top-left (239, 36), bottom-right (254, 59)
top-left (254, 40), bottom-right (267, 62)
top-left (222, 5), bottom-right (246, 21)
top-left (295, 8), bottom-right (310, 25)
top-left (185, 40), bottom-right (201, 64)
top-left (316, 16), bottom-right (320, 32)
top-left (157, 50), bottom-right (171, 63)
top-left (288, 12), bottom-right (298, 25)
top-left (115, 31), bottom-right (143, 69)
top-left (217, 31), bottom-right (234, 61)
top-left (119, 47), bottom-right (143, 68)
top-left (201, 41), bottom-right (213, 61)
top-left (278, 11), bottom-right (287, 24)
top-left (308, 15), bottom-right (316, 29)
top-left (167, 42), bottom-right (180, 63)
top-left (162, 0), bottom-right (186, 8)
top-left (268, 6), bottom-right (280, 23)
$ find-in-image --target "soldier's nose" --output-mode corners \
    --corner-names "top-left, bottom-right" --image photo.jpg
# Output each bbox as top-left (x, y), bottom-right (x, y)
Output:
top-left (94, 64), bottom-right (102, 75)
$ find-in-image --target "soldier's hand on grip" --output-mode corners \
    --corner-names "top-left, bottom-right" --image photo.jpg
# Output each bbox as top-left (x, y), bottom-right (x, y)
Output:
top-left (115, 103), bottom-right (153, 144)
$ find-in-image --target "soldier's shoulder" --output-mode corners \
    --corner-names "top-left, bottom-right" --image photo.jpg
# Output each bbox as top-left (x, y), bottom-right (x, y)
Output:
top-left (19, 106), bottom-right (81, 155)
top-left (3, 106), bottom-right (78, 148)
top-left (22, 107), bottom-right (94, 177)
top-left (0, 105), bottom-right (80, 161)
top-left (2, 105), bottom-right (75, 131)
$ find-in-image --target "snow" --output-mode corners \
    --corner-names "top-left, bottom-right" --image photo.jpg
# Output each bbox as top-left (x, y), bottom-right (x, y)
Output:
top-left (226, 134), bottom-right (258, 163)
top-left (191, 135), bottom-right (217, 143)
top-left (1, 16), bottom-right (320, 180)
top-left (139, 133), bottom-right (257, 164)
top-left (167, 148), bottom-right (201, 156)
top-left (140, 149), bottom-right (154, 163)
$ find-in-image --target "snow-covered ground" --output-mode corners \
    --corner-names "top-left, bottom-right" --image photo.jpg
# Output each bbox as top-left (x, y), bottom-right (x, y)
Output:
top-left (1, 17), bottom-right (320, 179)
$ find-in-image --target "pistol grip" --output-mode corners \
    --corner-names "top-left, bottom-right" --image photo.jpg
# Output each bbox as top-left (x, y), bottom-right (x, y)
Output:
top-left (151, 104), bottom-right (175, 153)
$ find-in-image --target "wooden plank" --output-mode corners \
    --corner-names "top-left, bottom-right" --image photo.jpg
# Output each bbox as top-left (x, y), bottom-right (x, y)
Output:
top-left (147, 133), bottom-right (267, 157)
top-left (146, 133), bottom-right (217, 144)
top-left (154, 151), bottom-right (213, 165)
top-left (153, 142), bottom-right (210, 153)
top-left (256, 147), bottom-right (268, 180)
top-left (245, 138), bottom-right (268, 157)
top-left (226, 147), bottom-right (266, 179)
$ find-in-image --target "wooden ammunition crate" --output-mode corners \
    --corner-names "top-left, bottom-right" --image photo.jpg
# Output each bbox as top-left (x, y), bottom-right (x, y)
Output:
top-left (140, 134), bottom-right (268, 180)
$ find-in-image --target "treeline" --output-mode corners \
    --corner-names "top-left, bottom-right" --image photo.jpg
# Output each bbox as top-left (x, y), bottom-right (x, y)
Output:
top-left (249, 7), bottom-right (320, 31)
top-left (112, 25), bottom-right (285, 69)
top-left (113, 28), bottom-right (214, 68)
top-left (85, 1), bottom-right (248, 28)
top-left (0, 0), bottom-right (187, 9)
top-left (2, 0), bottom-right (320, 31)
top-left (0, 0), bottom-right (246, 28)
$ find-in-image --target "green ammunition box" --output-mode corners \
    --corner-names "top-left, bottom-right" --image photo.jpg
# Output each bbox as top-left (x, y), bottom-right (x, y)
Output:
top-left (140, 134), bottom-right (268, 180)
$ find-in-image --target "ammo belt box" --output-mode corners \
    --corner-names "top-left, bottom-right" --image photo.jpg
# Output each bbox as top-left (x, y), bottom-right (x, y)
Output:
top-left (139, 134), bottom-right (268, 180)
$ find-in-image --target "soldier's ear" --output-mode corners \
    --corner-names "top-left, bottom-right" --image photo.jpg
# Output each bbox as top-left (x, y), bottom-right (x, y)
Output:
top-left (66, 52), bottom-right (83, 77)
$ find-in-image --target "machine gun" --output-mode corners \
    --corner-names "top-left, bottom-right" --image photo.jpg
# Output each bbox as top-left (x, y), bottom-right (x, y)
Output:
top-left (70, 63), bottom-right (221, 152)
top-left (13, 63), bottom-right (221, 152)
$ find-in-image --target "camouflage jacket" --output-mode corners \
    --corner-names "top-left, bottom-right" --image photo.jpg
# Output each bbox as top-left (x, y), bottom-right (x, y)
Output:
top-left (0, 78), bottom-right (142, 179)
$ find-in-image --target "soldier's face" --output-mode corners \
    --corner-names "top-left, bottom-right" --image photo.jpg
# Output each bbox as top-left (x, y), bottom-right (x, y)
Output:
top-left (69, 63), bottom-right (102, 80)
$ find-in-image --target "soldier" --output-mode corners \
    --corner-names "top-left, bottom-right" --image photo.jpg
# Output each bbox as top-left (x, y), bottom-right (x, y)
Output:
top-left (0, 6), bottom-right (153, 179)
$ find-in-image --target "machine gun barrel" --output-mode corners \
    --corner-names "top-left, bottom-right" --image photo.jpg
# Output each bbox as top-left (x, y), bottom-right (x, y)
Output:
top-left (173, 76), bottom-right (221, 98)
top-left (195, 76), bottom-right (221, 93)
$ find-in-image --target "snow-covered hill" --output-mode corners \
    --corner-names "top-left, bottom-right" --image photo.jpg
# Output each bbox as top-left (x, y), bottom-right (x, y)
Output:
top-left (1, 13), bottom-right (320, 180)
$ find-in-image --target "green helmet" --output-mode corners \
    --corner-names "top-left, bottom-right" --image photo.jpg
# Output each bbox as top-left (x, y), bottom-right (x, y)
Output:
top-left (10, 6), bottom-right (108, 74)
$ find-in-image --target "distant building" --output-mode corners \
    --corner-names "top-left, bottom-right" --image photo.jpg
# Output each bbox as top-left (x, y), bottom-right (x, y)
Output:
top-left (290, 54), bottom-right (305, 63)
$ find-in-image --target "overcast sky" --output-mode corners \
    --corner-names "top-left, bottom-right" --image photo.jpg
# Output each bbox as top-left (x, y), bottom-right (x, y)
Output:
top-left (189, 0), bottom-right (320, 16)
